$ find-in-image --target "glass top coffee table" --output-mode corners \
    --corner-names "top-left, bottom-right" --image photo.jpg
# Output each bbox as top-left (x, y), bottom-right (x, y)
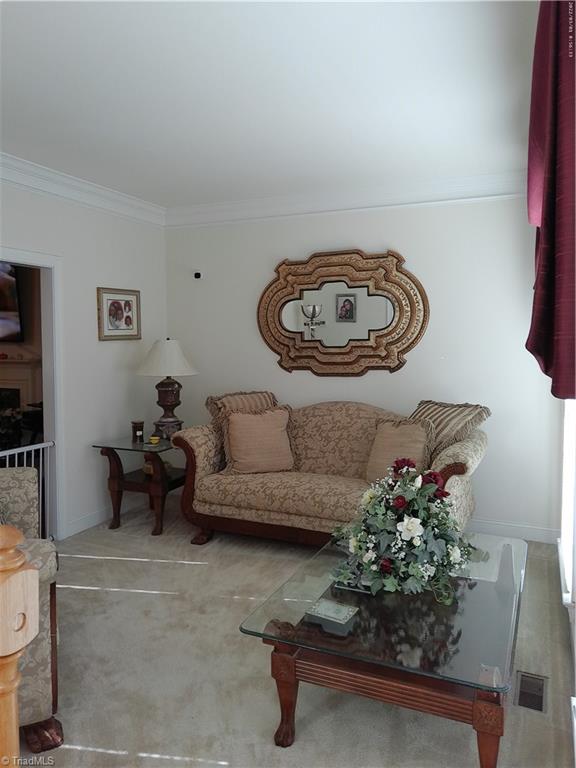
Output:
top-left (240, 533), bottom-right (527, 768)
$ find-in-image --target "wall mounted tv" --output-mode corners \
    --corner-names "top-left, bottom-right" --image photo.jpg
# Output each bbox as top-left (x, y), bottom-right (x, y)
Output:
top-left (0, 263), bottom-right (24, 342)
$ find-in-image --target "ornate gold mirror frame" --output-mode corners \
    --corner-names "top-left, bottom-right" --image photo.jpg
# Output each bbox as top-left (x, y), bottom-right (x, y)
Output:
top-left (257, 249), bottom-right (429, 376)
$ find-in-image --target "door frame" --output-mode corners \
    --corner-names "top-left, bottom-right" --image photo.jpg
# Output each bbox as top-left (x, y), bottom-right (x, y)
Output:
top-left (0, 246), bottom-right (65, 538)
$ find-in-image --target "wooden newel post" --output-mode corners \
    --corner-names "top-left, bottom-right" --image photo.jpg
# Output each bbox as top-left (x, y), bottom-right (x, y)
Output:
top-left (0, 525), bottom-right (39, 763)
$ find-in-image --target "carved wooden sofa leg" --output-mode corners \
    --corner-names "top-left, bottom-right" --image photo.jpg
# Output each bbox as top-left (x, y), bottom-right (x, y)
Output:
top-left (191, 527), bottom-right (213, 545)
top-left (22, 716), bottom-right (64, 753)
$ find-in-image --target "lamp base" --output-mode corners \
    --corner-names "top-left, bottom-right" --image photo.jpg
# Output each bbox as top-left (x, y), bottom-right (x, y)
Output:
top-left (152, 376), bottom-right (183, 439)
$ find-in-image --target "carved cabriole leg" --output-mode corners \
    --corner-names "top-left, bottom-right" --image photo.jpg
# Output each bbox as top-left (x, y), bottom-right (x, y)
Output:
top-left (145, 452), bottom-right (169, 536)
top-left (271, 646), bottom-right (299, 747)
top-left (473, 690), bottom-right (504, 768)
top-left (100, 448), bottom-right (124, 529)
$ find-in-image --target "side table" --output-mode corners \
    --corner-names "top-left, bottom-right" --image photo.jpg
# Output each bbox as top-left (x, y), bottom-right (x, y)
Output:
top-left (92, 437), bottom-right (186, 535)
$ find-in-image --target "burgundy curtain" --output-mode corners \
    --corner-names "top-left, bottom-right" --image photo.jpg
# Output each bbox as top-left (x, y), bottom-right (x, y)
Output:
top-left (526, 0), bottom-right (575, 399)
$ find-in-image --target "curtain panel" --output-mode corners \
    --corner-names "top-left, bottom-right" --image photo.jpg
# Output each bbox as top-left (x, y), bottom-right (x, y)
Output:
top-left (526, 0), bottom-right (575, 399)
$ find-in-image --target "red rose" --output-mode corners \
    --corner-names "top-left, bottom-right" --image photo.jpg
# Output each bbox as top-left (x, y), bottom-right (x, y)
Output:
top-left (434, 488), bottom-right (450, 499)
top-left (392, 458), bottom-right (416, 474)
top-left (393, 495), bottom-right (408, 509)
top-left (380, 558), bottom-right (393, 574)
top-left (422, 471), bottom-right (444, 488)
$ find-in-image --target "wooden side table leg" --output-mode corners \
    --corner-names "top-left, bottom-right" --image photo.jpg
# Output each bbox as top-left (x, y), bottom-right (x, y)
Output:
top-left (473, 691), bottom-right (504, 768)
top-left (100, 448), bottom-right (124, 530)
top-left (146, 453), bottom-right (168, 536)
top-left (150, 494), bottom-right (167, 536)
top-left (271, 646), bottom-right (299, 748)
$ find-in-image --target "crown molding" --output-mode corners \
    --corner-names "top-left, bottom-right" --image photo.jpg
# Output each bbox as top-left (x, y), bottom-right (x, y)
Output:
top-left (1, 152), bottom-right (526, 229)
top-left (165, 171), bottom-right (526, 227)
top-left (0, 153), bottom-right (166, 226)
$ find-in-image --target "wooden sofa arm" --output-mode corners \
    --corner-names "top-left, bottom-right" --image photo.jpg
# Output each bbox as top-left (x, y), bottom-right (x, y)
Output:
top-left (431, 430), bottom-right (487, 480)
top-left (172, 425), bottom-right (223, 533)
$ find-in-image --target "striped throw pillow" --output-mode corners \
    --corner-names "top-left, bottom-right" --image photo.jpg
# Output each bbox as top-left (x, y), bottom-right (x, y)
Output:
top-left (410, 400), bottom-right (491, 456)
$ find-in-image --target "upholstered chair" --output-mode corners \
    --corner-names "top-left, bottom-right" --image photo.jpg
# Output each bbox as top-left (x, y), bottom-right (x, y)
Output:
top-left (0, 467), bottom-right (63, 752)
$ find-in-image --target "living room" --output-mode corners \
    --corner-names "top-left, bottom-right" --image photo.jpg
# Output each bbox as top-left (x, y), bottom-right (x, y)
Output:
top-left (0, 2), bottom-right (574, 767)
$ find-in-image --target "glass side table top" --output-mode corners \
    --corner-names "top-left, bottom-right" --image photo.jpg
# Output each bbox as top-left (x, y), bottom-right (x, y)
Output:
top-left (92, 436), bottom-right (174, 453)
top-left (240, 533), bottom-right (527, 693)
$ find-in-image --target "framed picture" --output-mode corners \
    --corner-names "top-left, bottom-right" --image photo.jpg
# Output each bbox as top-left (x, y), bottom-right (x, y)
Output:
top-left (335, 294), bottom-right (357, 323)
top-left (97, 287), bottom-right (141, 340)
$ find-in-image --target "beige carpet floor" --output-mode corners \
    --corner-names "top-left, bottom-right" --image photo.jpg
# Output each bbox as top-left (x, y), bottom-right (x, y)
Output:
top-left (29, 498), bottom-right (574, 768)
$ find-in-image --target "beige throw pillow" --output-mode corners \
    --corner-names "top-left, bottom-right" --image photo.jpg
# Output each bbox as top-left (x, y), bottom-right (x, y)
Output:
top-left (205, 390), bottom-right (278, 466)
top-left (366, 418), bottom-right (435, 482)
top-left (226, 408), bottom-right (294, 473)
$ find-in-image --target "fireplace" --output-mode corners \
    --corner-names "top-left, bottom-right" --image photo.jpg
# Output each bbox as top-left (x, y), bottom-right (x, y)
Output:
top-left (0, 386), bottom-right (22, 450)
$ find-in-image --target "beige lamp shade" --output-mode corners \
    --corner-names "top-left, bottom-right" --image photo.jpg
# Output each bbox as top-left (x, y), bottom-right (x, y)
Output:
top-left (136, 339), bottom-right (198, 377)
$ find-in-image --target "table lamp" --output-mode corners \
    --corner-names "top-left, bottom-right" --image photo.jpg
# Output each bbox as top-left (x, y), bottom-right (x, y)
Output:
top-left (136, 338), bottom-right (198, 438)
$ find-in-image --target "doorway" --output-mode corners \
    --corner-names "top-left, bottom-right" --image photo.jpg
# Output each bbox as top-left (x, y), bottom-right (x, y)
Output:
top-left (0, 246), bottom-right (63, 538)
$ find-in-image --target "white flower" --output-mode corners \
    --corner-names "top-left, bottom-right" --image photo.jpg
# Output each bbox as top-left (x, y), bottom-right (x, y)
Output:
top-left (449, 545), bottom-right (462, 564)
top-left (420, 563), bottom-right (436, 581)
top-left (413, 536), bottom-right (422, 547)
top-left (363, 550), bottom-right (377, 563)
top-left (361, 488), bottom-right (377, 506)
top-left (397, 516), bottom-right (424, 541)
top-left (413, 475), bottom-right (422, 489)
top-left (370, 564), bottom-right (378, 571)
top-left (349, 537), bottom-right (358, 554)
top-left (397, 644), bottom-right (423, 669)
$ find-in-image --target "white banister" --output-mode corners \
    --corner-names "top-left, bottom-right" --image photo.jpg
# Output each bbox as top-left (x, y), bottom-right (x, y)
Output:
top-left (0, 442), bottom-right (55, 538)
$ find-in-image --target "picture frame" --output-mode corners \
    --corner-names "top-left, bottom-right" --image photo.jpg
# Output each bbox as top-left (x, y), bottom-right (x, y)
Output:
top-left (97, 287), bottom-right (141, 340)
top-left (335, 293), bottom-right (357, 323)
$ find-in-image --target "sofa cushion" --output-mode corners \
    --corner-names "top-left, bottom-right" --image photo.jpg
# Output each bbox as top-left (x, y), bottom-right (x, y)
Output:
top-left (366, 417), bottom-right (435, 482)
top-left (290, 401), bottom-right (399, 479)
top-left (410, 400), bottom-right (491, 455)
top-left (196, 471), bottom-right (368, 523)
top-left (17, 538), bottom-right (58, 583)
top-left (205, 390), bottom-right (278, 468)
top-left (227, 408), bottom-right (294, 473)
top-left (0, 467), bottom-right (40, 538)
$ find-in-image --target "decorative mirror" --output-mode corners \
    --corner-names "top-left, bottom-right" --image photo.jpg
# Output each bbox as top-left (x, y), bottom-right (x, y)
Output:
top-left (257, 249), bottom-right (429, 376)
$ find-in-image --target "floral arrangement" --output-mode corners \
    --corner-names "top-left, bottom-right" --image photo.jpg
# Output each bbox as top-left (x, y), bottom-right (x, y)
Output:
top-left (332, 458), bottom-right (472, 605)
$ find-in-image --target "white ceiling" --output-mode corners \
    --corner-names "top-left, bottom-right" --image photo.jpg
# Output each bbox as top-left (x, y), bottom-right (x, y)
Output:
top-left (1, 2), bottom-right (537, 209)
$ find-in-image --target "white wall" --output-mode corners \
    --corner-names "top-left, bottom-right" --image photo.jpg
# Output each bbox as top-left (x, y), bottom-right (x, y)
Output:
top-left (166, 196), bottom-right (563, 542)
top-left (1, 184), bottom-right (167, 538)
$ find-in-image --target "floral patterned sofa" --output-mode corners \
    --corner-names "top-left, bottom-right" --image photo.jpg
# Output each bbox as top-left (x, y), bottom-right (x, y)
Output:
top-left (173, 401), bottom-right (487, 545)
top-left (0, 468), bottom-right (63, 752)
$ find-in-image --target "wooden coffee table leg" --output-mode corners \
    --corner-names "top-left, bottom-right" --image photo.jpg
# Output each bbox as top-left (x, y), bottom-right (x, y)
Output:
top-left (146, 453), bottom-right (169, 536)
top-left (271, 646), bottom-right (299, 747)
top-left (473, 690), bottom-right (503, 768)
top-left (101, 448), bottom-right (124, 529)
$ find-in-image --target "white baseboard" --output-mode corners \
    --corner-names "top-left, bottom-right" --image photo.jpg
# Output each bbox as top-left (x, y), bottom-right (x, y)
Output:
top-left (468, 517), bottom-right (560, 544)
top-left (58, 495), bottom-right (147, 540)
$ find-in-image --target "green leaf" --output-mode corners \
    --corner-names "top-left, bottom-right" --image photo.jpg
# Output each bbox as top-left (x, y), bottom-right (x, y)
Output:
top-left (382, 575), bottom-right (399, 592)
top-left (428, 537), bottom-right (446, 560)
top-left (402, 576), bottom-right (423, 594)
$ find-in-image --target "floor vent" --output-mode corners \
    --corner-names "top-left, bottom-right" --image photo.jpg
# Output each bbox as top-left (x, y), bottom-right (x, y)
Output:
top-left (514, 671), bottom-right (547, 712)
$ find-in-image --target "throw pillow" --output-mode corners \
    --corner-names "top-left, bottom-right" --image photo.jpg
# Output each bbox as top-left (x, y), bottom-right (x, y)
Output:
top-left (410, 400), bottom-right (491, 455)
top-left (205, 390), bottom-right (278, 465)
top-left (226, 408), bottom-right (294, 473)
top-left (366, 417), bottom-right (435, 482)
